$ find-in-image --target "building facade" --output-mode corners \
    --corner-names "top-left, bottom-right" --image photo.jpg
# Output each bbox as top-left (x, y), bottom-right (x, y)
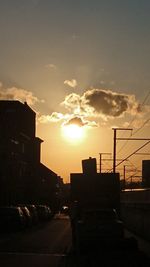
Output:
top-left (0, 100), bottom-right (63, 209)
top-left (142, 160), bottom-right (150, 187)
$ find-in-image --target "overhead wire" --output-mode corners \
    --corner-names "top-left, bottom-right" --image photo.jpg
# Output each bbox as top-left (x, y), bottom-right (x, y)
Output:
top-left (131, 117), bottom-right (150, 136)
top-left (117, 90), bottom-right (150, 155)
top-left (106, 90), bottom-right (150, 173)
top-left (115, 140), bottom-right (150, 169)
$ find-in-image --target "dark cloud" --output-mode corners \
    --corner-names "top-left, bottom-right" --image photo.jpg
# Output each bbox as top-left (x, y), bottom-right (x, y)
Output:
top-left (64, 116), bottom-right (87, 127)
top-left (84, 89), bottom-right (135, 117)
top-left (39, 88), bottom-right (141, 128)
top-left (62, 89), bottom-right (139, 118)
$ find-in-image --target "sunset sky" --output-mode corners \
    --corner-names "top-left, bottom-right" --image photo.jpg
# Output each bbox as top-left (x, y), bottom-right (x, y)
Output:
top-left (0, 0), bottom-right (150, 182)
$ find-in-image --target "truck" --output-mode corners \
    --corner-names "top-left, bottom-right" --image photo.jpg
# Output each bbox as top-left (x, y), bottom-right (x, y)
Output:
top-left (69, 157), bottom-right (135, 252)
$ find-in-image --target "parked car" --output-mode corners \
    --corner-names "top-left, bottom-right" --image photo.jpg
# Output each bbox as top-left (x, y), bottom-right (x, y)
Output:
top-left (46, 206), bottom-right (53, 220)
top-left (0, 206), bottom-right (26, 232)
top-left (19, 206), bottom-right (32, 228)
top-left (26, 204), bottom-right (39, 225)
top-left (61, 205), bottom-right (69, 215)
top-left (35, 205), bottom-right (49, 221)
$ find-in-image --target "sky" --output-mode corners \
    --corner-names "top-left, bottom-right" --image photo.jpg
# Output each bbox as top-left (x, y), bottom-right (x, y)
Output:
top-left (0, 0), bottom-right (150, 183)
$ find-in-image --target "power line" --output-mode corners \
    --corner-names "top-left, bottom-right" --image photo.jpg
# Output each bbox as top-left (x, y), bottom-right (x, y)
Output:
top-left (115, 140), bottom-right (150, 169)
top-left (112, 128), bottom-right (132, 173)
top-left (132, 117), bottom-right (150, 136)
top-left (117, 90), bottom-right (150, 154)
top-left (141, 90), bottom-right (150, 105)
top-left (108, 139), bottom-right (150, 173)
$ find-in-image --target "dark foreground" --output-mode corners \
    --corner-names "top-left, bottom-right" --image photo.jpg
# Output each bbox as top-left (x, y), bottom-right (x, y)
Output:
top-left (65, 243), bottom-right (150, 267)
top-left (0, 214), bottom-right (150, 267)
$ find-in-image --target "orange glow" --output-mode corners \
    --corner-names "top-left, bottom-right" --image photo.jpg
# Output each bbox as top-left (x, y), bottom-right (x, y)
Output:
top-left (62, 124), bottom-right (85, 142)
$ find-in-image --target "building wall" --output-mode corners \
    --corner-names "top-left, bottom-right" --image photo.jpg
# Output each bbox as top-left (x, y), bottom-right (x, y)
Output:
top-left (120, 189), bottom-right (150, 241)
top-left (0, 101), bottom-right (37, 165)
top-left (0, 100), bottom-right (61, 208)
top-left (142, 160), bottom-right (150, 187)
top-left (0, 101), bottom-right (35, 139)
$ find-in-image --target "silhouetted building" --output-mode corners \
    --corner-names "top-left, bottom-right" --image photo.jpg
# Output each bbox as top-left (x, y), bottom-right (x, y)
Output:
top-left (82, 157), bottom-right (97, 174)
top-left (34, 164), bottom-right (63, 212)
top-left (0, 100), bottom-right (63, 207)
top-left (0, 100), bottom-right (35, 137)
top-left (142, 160), bottom-right (150, 187)
top-left (0, 100), bottom-right (43, 164)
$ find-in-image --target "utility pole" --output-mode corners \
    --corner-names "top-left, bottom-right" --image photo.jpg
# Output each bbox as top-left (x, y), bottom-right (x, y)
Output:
top-left (123, 165), bottom-right (140, 189)
top-left (99, 153), bottom-right (111, 173)
top-left (105, 159), bottom-right (129, 174)
top-left (123, 165), bottom-right (126, 189)
top-left (112, 128), bottom-right (132, 173)
top-left (113, 128), bottom-right (117, 174)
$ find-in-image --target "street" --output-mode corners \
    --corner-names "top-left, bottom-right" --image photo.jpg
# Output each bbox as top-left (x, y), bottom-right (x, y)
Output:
top-left (0, 214), bottom-right (72, 267)
top-left (0, 214), bottom-right (150, 267)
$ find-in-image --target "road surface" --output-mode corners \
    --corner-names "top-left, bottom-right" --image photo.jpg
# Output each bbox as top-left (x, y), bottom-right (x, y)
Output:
top-left (0, 214), bottom-right (150, 267)
top-left (0, 214), bottom-right (71, 267)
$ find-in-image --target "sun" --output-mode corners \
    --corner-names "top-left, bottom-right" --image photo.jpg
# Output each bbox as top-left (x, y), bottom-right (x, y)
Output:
top-left (62, 124), bottom-right (85, 142)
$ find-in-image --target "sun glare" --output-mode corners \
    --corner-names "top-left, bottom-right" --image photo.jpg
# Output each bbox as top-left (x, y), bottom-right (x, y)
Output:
top-left (62, 124), bottom-right (84, 142)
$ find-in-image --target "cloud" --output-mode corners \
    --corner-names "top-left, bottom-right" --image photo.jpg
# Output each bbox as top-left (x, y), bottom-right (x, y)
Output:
top-left (39, 112), bottom-right (65, 123)
top-left (63, 116), bottom-right (87, 127)
top-left (64, 79), bottom-right (77, 88)
top-left (61, 93), bottom-right (83, 114)
top-left (39, 111), bottom-right (98, 128)
top-left (86, 120), bottom-right (99, 127)
top-left (0, 84), bottom-right (43, 106)
top-left (63, 116), bottom-right (98, 128)
top-left (62, 89), bottom-right (140, 119)
top-left (72, 34), bottom-right (79, 40)
top-left (38, 88), bottom-right (142, 130)
top-left (45, 63), bottom-right (57, 70)
top-left (83, 89), bottom-right (138, 117)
